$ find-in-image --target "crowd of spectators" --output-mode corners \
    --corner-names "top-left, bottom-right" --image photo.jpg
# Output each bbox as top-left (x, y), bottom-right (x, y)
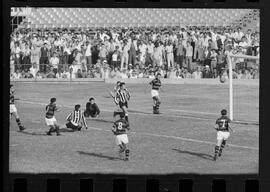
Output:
top-left (10, 26), bottom-right (260, 80)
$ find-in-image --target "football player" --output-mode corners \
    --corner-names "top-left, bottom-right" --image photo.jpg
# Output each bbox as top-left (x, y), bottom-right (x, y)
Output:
top-left (113, 82), bottom-right (130, 122)
top-left (66, 104), bottom-right (88, 131)
top-left (213, 109), bottom-right (235, 161)
top-left (149, 73), bottom-right (162, 114)
top-left (10, 84), bottom-right (26, 131)
top-left (110, 81), bottom-right (121, 99)
top-left (112, 112), bottom-right (130, 161)
top-left (45, 98), bottom-right (61, 136)
top-left (84, 98), bottom-right (100, 118)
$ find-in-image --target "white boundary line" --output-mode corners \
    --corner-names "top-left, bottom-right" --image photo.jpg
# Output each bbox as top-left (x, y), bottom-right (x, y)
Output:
top-left (15, 100), bottom-right (258, 151)
top-left (168, 109), bottom-right (217, 115)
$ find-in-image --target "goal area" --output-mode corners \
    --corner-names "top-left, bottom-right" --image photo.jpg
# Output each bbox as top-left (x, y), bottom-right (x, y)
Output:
top-left (227, 53), bottom-right (259, 124)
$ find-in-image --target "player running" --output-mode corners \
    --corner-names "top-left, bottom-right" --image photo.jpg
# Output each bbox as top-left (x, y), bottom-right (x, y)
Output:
top-left (65, 104), bottom-right (88, 131)
top-left (112, 112), bottom-right (130, 161)
top-left (213, 109), bottom-right (235, 161)
top-left (149, 73), bottom-right (162, 114)
top-left (110, 81), bottom-right (121, 99)
top-left (10, 84), bottom-right (26, 131)
top-left (45, 98), bottom-right (61, 136)
top-left (113, 82), bottom-right (130, 122)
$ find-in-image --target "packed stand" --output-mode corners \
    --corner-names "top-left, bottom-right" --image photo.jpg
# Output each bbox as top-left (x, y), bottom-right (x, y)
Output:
top-left (10, 26), bottom-right (260, 80)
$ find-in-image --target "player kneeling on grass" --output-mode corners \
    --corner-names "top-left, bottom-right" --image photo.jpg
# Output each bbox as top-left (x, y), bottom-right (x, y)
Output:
top-left (66, 104), bottom-right (88, 131)
top-left (149, 73), bottom-right (162, 114)
top-left (112, 112), bottom-right (130, 161)
top-left (213, 109), bottom-right (235, 161)
top-left (45, 98), bottom-right (61, 136)
top-left (10, 84), bottom-right (25, 131)
top-left (84, 98), bottom-right (100, 118)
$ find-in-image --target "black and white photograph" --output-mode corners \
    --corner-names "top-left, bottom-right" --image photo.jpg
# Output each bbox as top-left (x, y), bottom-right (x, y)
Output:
top-left (9, 7), bottom-right (259, 174)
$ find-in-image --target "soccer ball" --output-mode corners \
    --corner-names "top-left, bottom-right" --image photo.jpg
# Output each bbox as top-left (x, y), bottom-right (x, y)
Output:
top-left (220, 76), bottom-right (226, 83)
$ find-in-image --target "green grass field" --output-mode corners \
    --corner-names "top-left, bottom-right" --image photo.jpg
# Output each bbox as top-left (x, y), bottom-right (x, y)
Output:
top-left (9, 81), bottom-right (259, 174)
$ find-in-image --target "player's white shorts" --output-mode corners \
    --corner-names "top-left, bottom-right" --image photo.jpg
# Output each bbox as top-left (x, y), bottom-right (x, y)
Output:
top-left (151, 89), bottom-right (159, 98)
top-left (10, 104), bottom-right (17, 114)
top-left (45, 116), bottom-right (57, 126)
top-left (217, 131), bottom-right (230, 141)
top-left (115, 134), bottom-right (129, 145)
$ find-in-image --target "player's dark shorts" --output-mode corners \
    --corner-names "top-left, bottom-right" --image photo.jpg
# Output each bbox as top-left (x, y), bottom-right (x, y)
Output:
top-left (119, 101), bottom-right (128, 109)
top-left (66, 122), bottom-right (81, 130)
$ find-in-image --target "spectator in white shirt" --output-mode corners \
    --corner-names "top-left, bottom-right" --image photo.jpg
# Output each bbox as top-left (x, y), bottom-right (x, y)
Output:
top-left (165, 41), bottom-right (174, 69)
top-left (29, 62), bottom-right (38, 78)
top-left (185, 41), bottom-right (193, 72)
top-left (49, 52), bottom-right (59, 74)
top-left (85, 41), bottom-right (92, 69)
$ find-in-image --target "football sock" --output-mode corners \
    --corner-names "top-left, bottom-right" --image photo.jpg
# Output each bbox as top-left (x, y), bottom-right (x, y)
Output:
top-left (16, 118), bottom-right (22, 128)
top-left (214, 145), bottom-right (220, 156)
top-left (219, 140), bottom-right (226, 155)
top-left (125, 149), bottom-right (130, 159)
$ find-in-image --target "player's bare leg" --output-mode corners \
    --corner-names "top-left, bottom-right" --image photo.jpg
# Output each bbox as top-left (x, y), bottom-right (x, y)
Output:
top-left (54, 124), bottom-right (61, 136)
top-left (122, 143), bottom-right (129, 161)
top-left (118, 144), bottom-right (125, 159)
top-left (213, 139), bottom-right (223, 161)
top-left (12, 112), bottom-right (25, 131)
top-left (153, 96), bottom-right (161, 114)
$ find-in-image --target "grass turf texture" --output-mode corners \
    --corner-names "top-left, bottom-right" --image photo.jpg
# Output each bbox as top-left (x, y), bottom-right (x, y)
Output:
top-left (9, 82), bottom-right (259, 174)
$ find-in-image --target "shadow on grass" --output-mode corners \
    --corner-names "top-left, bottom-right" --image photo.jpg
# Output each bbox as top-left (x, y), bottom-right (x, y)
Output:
top-left (172, 148), bottom-right (213, 161)
top-left (17, 130), bottom-right (47, 136)
top-left (77, 151), bottom-right (122, 161)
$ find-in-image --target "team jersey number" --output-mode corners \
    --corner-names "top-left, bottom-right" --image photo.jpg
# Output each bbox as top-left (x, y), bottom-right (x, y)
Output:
top-left (117, 122), bottom-right (123, 130)
top-left (220, 119), bottom-right (226, 128)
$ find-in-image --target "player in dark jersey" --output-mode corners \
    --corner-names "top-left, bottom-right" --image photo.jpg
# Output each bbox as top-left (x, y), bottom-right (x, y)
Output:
top-left (213, 109), bottom-right (234, 161)
top-left (149, 73), bottom-right (162, 114)
top-left (112, 112), bottom-right (130, 161)
top-left (84, 98), bottom-right (100, 118)
top-left (10, 84), bottom-right (26, 131)
top-left (113, 82), bottom-right (130, 122)
top-left (45, 98), bottom-right (61, 136)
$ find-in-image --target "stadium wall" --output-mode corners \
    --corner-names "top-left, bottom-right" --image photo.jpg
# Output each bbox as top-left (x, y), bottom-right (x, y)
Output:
top-left (10, 78), bottom-right (259, 86)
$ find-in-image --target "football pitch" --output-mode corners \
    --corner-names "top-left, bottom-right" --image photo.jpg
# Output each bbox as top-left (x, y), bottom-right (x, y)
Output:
top-left (9, 81), bottom-right (259, 174)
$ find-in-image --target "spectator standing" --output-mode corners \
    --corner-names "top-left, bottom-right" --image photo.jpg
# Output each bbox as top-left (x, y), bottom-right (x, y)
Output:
top-left (185, 41), bottom-right (193, 72)
top-left (40, 43), bottom-right (50, 73)
top-left (165, 41), bottom-right (174, 69)
top-left (176, 39), bottom-right (185, 68)
top-left (49, 52), bottom-right (60, 75)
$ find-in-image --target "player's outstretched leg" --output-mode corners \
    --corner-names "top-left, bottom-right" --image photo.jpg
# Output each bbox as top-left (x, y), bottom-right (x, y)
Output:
top-left (218, 140), bottom-right (226, 157)
top-left (16, 117), bottom-right (25, 131)
top-left (118, 144), bottom-right (125, 159)
top-left (213, 145), bottom-right (220, 161)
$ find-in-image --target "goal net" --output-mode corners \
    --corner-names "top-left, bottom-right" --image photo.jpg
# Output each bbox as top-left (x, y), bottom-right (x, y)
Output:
top-left (226, 53), bottom-right (259, 125)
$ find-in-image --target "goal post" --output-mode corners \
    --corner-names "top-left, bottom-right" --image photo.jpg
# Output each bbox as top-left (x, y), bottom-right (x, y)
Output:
top-left (226, 54), bottom-right (259, 121)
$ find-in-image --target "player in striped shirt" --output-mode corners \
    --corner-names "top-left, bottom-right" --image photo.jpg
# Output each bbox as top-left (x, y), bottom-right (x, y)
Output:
top-left (45, 98), bottom-right (61, 136)
top-left (65, 104), bottom-right (88, 131)
top-left (149, 73), bottom-right (162, 114)
top-left (113, 82), bottom-right (130, 122)
top-left (10, 84), bottom-right (25, 131)
top-left (213, 109), bottom-right (235, 161)
top-left (110, 81), bottom-right (121, 99)
top-left (112, 112), bottom-right (130, 161)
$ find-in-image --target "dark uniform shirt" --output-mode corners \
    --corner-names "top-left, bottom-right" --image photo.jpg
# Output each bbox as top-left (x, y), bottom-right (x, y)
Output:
top-left (150, 78), bottom-right (161, 90)
top-left (216, 115), bottom-right (231, 131)
top-left (86, 103), bottom-right (100, 116)
top-left (46, 103), bottom-right (57, 119)
top-left (112, 119), bottom-right (130, 135)
top-left (10, 90), bottom-right (15, 104)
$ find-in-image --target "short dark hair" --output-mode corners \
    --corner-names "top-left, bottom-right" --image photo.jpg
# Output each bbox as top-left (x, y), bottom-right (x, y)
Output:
top-left (120, 82), bottom-right (125, 86)
top-left (10, 84), bottom-right (13, 88)
top-left (50, 98), bottom-right (56, 103)
top-left (119, 112), bottom-right (125, 118)
top-left (89, 97), bottom-right (94, 101)
top-left (75, 104), bottom-right (81, 110)
top-left (221, 109), bottom-right (227, 116)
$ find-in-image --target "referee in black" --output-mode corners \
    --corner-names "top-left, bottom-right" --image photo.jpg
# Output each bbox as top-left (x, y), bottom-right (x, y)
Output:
top-left (65, 104), bottom-right (88, 131)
